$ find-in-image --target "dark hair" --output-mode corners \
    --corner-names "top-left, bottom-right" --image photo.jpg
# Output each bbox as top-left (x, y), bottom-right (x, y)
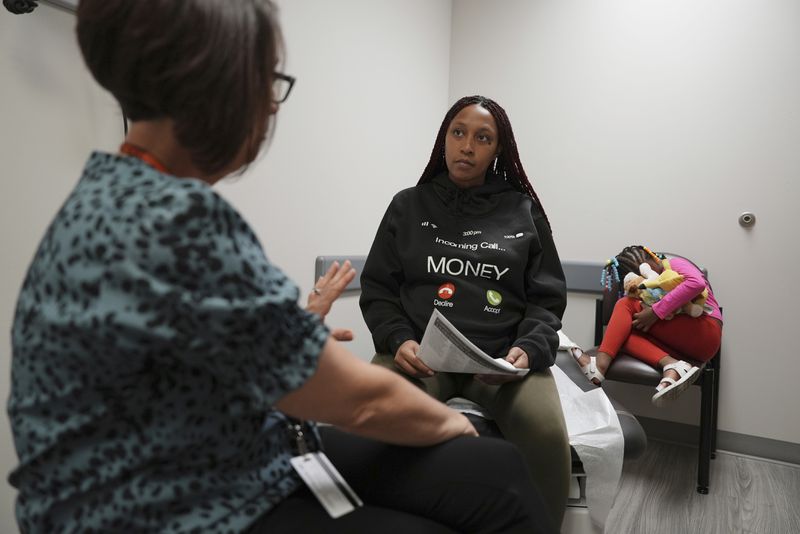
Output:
top-left (601, 245), bottom-right (662, 297)
top-left (76, 0), bottom-right (282, 175)
top-left (417, 95), bottom-right (552, 230)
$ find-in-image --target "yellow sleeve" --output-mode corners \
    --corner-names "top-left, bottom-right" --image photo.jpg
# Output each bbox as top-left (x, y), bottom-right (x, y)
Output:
top-left (641, 269), bottom-right (685, 291)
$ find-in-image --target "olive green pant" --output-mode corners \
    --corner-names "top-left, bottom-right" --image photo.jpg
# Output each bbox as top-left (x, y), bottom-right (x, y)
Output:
top-left (371, 353), bottom-right (570, 528)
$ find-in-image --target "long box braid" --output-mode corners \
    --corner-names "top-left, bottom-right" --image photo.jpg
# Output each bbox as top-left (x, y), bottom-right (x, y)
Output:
top-left (417, 95), bottom-right (553, 232)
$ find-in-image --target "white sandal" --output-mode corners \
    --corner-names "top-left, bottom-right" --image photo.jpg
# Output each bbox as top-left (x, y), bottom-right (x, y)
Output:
top-left (572, 348), bottom-right (605, 384)
top-left (651, 360), bottom-right (700, 406)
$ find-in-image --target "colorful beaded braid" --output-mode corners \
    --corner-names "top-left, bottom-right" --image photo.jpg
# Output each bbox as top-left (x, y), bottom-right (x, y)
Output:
top-left (600, 257), bottom-right (621, 296)
top-left (642, 246), bottom-right (664, 263)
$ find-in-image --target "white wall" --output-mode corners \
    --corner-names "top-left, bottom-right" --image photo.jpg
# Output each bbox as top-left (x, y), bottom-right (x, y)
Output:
top-left (450, 0), bottom-right (800, 443)
top-left (215, 0), bottom-right (453, 363)
top-left (0, 1), bottom-right (452, 531)
top-left (0, 6), bottom-right (122, 531)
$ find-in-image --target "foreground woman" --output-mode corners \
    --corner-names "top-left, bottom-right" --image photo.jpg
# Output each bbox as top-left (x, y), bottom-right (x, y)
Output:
top-left (7, 2), bottom-right (551, 532)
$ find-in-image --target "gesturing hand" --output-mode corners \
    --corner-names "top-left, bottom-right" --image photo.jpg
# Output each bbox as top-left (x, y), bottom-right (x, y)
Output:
top-left (306, 260), bottom-right (356, 342)
top-left (476, 347), bottom-right (528, 385)
top-left (306, 260), bottom-right (356, 319)
top-left (632, 306), bottom-right (659, 332)
top-left (394, 340), bottom-right (434, 378)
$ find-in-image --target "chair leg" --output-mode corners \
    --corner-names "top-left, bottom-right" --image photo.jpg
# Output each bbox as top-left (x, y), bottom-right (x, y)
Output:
top-left (711, 356), bottom-right (720, 458)
top-left (697, 366), bottom-right (715, 494)
top-left (594, 298), bottom-right (604, 346)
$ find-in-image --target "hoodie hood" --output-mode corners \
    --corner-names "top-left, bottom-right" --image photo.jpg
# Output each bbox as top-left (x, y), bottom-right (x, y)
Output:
top-left (430, 172), bottom-right (514, 217)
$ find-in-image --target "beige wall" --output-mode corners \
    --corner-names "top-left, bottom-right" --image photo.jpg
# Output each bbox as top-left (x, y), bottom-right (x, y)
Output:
top-left (450, 0), bottom-right (800, 442)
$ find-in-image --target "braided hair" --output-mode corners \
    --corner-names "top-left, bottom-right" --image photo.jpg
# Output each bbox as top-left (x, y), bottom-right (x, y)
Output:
top-left (601, 245), bottom-right (663, 297)
top-left (417, 95), bottom-right (552, 231)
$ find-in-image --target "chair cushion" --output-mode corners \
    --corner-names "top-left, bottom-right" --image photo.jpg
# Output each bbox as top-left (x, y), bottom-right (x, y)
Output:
top-left (604, 354), bottom-right (662, 386)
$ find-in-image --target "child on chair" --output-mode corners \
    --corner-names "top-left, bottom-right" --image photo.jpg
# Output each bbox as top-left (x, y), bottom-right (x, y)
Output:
top-left (575, 245), bottom-right (723, 405)
top-left (622, 258), bottom-right (711, 319)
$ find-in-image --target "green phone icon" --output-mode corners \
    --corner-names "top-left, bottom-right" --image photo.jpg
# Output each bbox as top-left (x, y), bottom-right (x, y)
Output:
top-left (486, 290), bottom-right (502, 306)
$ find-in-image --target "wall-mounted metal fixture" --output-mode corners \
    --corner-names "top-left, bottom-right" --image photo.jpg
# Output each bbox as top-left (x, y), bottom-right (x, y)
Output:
top-left (3, 0), bottom-right (77, 15)
top-left (738, 212), bottom-right (756, 228)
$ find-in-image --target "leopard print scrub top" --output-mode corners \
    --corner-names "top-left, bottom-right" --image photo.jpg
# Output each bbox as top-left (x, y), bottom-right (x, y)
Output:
top-left (8, 152), bottom-right (329, 533)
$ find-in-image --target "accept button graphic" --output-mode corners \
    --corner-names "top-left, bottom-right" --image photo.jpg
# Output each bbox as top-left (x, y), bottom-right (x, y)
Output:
top-left (486, 290), bottom-right (502, 306)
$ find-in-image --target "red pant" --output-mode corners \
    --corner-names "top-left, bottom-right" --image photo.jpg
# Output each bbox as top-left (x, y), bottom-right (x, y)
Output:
top-left (599, 297), bottom-right (722, 367)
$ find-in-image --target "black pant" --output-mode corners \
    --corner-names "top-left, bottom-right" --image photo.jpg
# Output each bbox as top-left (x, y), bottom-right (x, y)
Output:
top-left (249, 426), bottom-right (555, 534)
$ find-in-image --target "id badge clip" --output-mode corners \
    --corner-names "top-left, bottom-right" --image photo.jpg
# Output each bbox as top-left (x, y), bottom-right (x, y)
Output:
top-left (287, 419), bottom-right (363, 518)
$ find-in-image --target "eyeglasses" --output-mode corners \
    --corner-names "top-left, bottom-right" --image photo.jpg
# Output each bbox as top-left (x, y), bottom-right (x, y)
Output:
top-left (273, 72), bottom-right (296, 104)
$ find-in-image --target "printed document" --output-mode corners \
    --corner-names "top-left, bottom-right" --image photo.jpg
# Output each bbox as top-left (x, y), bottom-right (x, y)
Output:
top-left (417, 309), bottom-right (529, 376)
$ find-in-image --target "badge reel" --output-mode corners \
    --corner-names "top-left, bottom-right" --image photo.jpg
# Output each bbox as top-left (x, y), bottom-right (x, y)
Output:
top-left (287, 419), bottom-right (363, 518)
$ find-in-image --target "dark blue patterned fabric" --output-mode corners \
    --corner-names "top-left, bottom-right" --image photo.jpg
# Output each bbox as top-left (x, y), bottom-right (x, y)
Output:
top-left (8, 152), bottom-right (328, 533)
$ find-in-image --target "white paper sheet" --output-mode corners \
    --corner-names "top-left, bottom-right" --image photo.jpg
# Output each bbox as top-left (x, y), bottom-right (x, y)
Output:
top-left (417, 309), bottom-right (528, 376)
top-left (554, 330), bottom-right (624, 529)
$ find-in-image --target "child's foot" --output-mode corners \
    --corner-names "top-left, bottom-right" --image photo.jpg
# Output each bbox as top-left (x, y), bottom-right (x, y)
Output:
top-left (651, 360), bottom-right (700, 406)
top-left (573, 349), bottom-right (613, 386)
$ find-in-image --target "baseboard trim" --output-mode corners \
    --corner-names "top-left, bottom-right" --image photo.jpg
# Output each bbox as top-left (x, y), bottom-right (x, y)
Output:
top-left (637, 416), bottom-right (800, 466)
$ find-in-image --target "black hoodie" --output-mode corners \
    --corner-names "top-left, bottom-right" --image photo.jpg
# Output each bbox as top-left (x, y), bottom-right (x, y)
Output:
top-left (360, 173), bottom-right (567, 371)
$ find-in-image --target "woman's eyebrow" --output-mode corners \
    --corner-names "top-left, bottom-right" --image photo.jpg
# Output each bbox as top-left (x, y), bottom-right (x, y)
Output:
top-left (451, 121), bottom-right (496, 133)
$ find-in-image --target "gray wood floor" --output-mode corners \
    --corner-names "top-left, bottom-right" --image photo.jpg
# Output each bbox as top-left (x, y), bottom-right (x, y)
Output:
top-left (604, 440), bottom-right (800, 534)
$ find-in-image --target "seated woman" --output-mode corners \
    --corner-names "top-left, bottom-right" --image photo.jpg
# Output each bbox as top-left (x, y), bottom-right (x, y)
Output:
top-left (6, 2), bottom-right (554, 533)
top-left (360, 95), bottom-right (571, 528)
top-left (575, 245), bottom-right (723, 405)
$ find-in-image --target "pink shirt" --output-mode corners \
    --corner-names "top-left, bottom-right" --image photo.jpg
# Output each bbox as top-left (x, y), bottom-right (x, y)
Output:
top-left (651, 257), bottom-right (723, 323)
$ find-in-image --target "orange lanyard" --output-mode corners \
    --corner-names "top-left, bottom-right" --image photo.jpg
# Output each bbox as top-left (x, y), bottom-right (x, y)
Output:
top-left (119, 142), bottom-right (170, 174)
